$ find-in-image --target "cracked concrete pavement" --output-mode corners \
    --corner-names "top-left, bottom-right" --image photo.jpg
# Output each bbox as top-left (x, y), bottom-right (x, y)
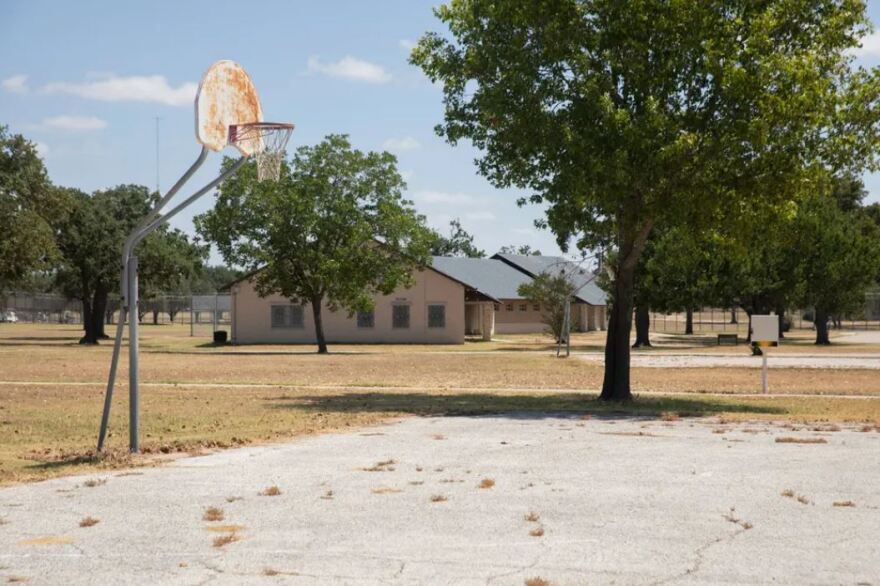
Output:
top-left (1, 415), bottom-right (878, 584)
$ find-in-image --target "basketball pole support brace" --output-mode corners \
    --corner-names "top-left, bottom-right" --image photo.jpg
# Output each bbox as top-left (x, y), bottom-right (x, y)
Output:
top-left (97, 147), bottom-right (248, 453)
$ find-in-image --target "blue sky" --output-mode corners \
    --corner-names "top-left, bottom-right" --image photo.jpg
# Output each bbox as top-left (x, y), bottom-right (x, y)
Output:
top-left (2, 0), bottom-right (879, 265)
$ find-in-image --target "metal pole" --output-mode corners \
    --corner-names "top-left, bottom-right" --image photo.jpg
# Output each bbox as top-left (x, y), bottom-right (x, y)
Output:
top-left (97, 302), bottom-right (126, 451)
top-left (565, 300), bottom-right (571, 357)
top-left (128, 256), bottom-right (139, 453)
top-left (761, 350), bottom-right (768, 394)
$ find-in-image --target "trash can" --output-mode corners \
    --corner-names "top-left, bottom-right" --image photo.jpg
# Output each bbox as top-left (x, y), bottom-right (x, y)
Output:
top-left (213, 330), bottom-right (228, 344)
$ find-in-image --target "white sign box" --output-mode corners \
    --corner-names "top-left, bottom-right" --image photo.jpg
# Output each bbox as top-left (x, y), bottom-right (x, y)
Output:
top-left (751, 315), bottom-right (779, 346)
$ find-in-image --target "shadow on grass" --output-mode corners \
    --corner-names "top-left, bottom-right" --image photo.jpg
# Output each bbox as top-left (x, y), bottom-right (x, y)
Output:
top-left (265, 391), bottom-right (786, 419)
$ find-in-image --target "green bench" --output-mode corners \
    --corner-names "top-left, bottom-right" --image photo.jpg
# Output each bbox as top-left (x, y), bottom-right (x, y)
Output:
top-left (717, 333), bottom-right (738, 346)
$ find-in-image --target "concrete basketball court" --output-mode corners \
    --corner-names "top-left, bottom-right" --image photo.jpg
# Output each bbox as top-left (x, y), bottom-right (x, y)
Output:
top-left (1, 414), bottom-right (878, 585)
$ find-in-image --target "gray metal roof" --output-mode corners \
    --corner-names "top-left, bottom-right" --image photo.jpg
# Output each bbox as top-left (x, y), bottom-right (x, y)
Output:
top-left (492, 254), bottom-right (607, 306)
top-left (430, 256), bottom-right (534, 301)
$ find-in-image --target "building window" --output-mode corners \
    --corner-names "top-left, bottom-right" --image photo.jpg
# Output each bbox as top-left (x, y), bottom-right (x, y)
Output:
top-left (506, 303), bottom-right (514, 312)
top-left (428, 304), bottom-right (446, 328)
top-left (533, 303), bottom-right (540, 311)
top-left (356, 310), bottom-right (374, 328)
top-left (494, 303), bottom-right (500, 312)
top-left (392, 304), bottom-right (410, 329)
top-left (519, 303), bottom-right (528, 311)
top-left (270, 304), bottom-right (304, 328)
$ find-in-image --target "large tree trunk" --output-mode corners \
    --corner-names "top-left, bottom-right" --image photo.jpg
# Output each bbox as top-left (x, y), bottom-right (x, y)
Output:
top-left (93, 288), bottom-right (109, 339)
top-left (79, 295), bottom-right (98, 345)
top-left (600, 219), bottom-right (653, 402)
top-left (632, 304), bottom-right (652, 348)
top-left (815, 307), bottom-right (830, 345)
top-left (776, 307), bottom-right (786, 339)
top-left (685, 308), bottom-right (694, 334)
top-left (152, 308), bottom-right (160, 325)
top-left (311, 295), bottom-right (328, 354)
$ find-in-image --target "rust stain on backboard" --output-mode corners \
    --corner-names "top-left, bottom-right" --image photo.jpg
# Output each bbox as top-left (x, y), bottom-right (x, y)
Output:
top-left (195, 61), bottom-right (262, 154)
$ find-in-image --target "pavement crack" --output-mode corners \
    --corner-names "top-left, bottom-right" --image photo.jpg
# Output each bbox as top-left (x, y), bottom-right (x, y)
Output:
top-left (651, 525), bottom-right (749, 585)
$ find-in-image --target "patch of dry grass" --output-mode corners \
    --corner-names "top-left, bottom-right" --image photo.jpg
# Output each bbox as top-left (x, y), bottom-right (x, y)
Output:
top-left (430, 494), bottom-right (447, 503)
top-left (82, 478), bottom-right (106, 488)
top-left (3, 323), bottom-right (880, 485)
top-left (371, 486), bottom-right (402, 494)
top-left (833, 500), bottom-right (856, 507)
top-left (529, 526), bottom-right (545, 537)
top-left (722, 508), bottom-right (753, 530)
top-left (362, 459), bottom-right (396, 472)
top-left (7, 576), bottom-right (28, 583)
top-left (524, 511), bottom-right (540, 523)
top-left (78, 516), bottom-right (99, 528)
top-left (659, 411), bottom-right (680, 422)
top-left (775, 437), bottom-right (828, 444)
top-left (478, 478), bottom-right (495, 489)
top-left (797, 494), bottom-right (812, 505)
top-left (259, 486), bottom-right (281, 497)
top-left (212, 532), bottom-right (241, 548)
top-left (203, 507), bottom-right (224, 522)
top-left (525, 579), bottom-right (552, 586)
top-left (781, 489), bottom-right (795, 498)
top-left (320, 490), bottom-right (334, 500)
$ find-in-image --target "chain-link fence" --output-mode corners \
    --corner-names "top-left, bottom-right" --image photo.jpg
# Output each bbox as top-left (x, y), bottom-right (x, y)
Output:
top-left (1, 292), bottom-right (231, 337)
top-left (648, 294), bottom-right (880, 334)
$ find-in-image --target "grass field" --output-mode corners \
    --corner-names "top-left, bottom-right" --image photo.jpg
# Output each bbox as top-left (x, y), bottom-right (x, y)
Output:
top-left (2, 323), bottom-right (879, 484)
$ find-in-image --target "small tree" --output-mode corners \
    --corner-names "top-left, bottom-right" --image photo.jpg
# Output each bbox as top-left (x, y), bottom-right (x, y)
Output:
top-left (518, 272), bottom-right (576, 342)
top-left (195, 135), bottom-right (434, 354)
top-left (430, 218), bottom-right (485, 257)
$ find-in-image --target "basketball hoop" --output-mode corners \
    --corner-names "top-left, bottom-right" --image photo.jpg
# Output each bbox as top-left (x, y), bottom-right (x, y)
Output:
top-left (229, 122), bottom-right (295, 182)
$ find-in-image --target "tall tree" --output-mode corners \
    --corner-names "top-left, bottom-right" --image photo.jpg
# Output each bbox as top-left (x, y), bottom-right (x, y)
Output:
top-left (195, 135), bottom-right (434, 354)
top-left (412, 0), bottom-right (879, 400)
top-left (0, 127), bottom-right (60, 293)
top-left (430, 218), bottom-right (485, 257)
top-left (793, 190), bottom-right (880, 344)
top-left (54, 185), bottom-right (205, 343)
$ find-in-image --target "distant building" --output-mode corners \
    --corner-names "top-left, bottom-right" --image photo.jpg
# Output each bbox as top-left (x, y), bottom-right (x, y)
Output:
top-left (224, 254), bottom-right (607, 345)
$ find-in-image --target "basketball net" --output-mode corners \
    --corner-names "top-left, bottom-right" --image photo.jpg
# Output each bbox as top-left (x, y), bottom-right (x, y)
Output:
top-left (229, 123), bottom-right (295, 182)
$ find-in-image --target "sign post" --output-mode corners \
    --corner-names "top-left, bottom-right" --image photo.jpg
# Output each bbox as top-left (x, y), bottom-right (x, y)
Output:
top-left (750, 315), bottom-right (779, 394)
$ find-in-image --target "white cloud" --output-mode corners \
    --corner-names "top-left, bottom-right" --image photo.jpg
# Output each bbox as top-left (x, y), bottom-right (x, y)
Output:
top-left (306, 56), bottom-right (392, 84)
top-left (415, 190), bottom-right (482, 206)
top-left (34, 141), bottom-right (49, 159)
top-left (41, 115), bottom-right (107, 131)
top-left (399, 39), bottom-right (416, 51)
top-left (2, 74), bottom-right (28, 94)
top-left (853, 31), bottom-right (880, 58)
top-left (465, 210), bottom-right (496, 221)
top-left (382, 136), bottom-right (421, 152)
top-left (400, 169), bottom-right (415, 182)
top-left (42, 75), bottom-right (197, 106)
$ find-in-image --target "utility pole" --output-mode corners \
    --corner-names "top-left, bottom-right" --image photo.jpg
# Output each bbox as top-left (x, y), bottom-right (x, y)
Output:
top-left (155, 117), bottom-right (162, 195)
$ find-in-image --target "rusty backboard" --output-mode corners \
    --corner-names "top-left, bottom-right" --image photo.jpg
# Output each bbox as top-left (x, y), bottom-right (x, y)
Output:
top-left (195, 61), bottom-right (262, 155)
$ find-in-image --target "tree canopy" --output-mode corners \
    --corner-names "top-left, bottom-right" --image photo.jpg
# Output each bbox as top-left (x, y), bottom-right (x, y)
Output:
top-left (412, 0), bottom-right (880, 400)
top-left (53, 185), bottom-right (205, 343)
top-left (0, 126), bottom-right (60, 293)
top-left (195, 134), bottom-right (434, 353)
top-left (430, 218), bottom-right (485, 257)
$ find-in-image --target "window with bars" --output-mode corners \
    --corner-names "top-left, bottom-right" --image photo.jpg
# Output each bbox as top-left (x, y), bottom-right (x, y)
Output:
top-left (427, 304), bottom-right (446, 328)
top-left (505, 303), bottom-right (513, 311)
top-left (519, 304), bottom-right (528, 311)
top-left (270, 304), bottom-right (304, 328)
top-left (392, 304), bottom-right (410, 329)
top-left (356, 310), bottom-right (375, 328)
